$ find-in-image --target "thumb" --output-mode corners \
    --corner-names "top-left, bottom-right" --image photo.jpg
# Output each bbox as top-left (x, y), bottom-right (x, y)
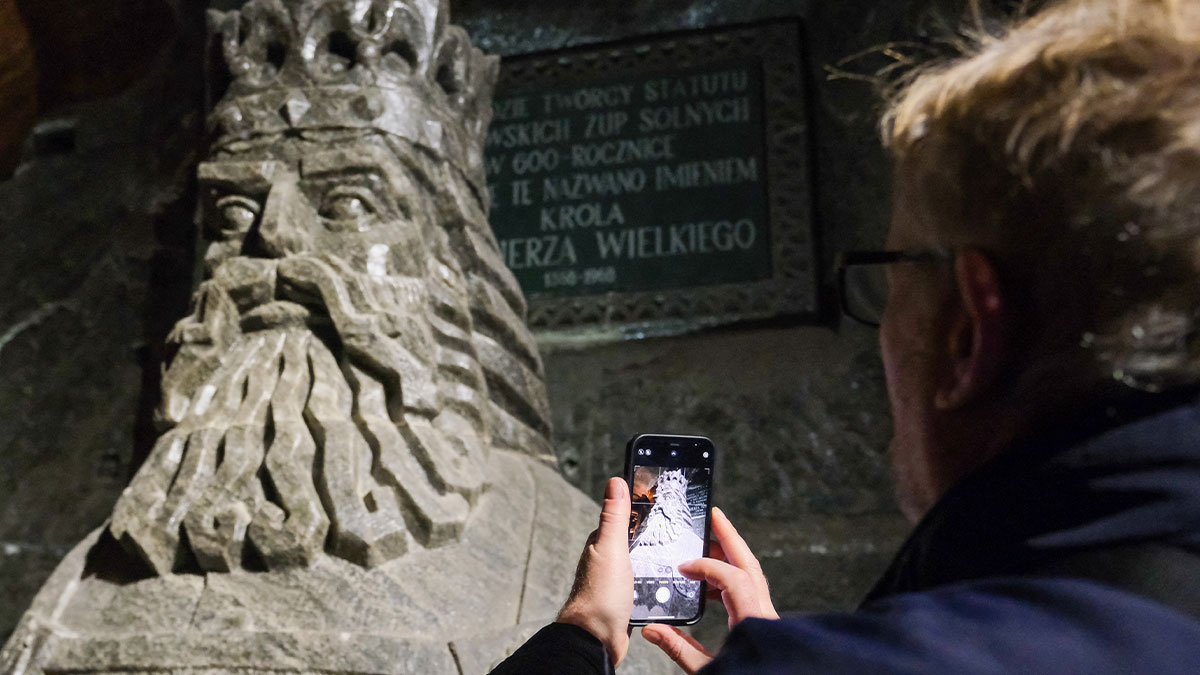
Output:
top-left (595, 477), bottom-right (631, 551)
top-left (642, 624), bottom-right (713, 674)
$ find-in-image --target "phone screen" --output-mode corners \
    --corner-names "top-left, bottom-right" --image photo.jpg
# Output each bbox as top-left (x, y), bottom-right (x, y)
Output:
top-left (626, 434), bottom-right (714, 624)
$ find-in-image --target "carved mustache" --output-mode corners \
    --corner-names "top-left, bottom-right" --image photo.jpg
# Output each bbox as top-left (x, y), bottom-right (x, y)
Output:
top-left (218, 254), bottom-right (420, 339)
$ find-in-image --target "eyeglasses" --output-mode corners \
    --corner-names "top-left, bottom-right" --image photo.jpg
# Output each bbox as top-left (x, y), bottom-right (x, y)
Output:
top-left (835, 249), bottom-right (954, 327)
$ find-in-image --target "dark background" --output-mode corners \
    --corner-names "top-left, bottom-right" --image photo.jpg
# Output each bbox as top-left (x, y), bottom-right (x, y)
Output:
top-left (0, 0), bottom-right (1021, 645)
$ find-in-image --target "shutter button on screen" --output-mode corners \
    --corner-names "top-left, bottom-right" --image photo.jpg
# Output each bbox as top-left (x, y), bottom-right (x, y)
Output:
top-left (655, 586), bottom-right (671, 604)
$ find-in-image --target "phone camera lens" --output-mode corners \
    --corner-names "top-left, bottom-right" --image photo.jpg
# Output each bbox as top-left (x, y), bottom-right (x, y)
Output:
top-left (703, 451), bottom-right (710, 459)
top-left (671, 450), bottom-right (677, 456)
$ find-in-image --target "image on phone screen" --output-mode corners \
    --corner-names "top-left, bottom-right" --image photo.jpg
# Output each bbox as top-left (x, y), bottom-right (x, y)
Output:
top-left (628, 462), bottom-right (712, 622)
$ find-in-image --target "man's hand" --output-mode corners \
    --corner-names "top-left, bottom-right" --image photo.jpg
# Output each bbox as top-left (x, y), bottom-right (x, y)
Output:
top-left (641, 507), bottom-right (778, 674)
top-left (556, 477), bottom-right (635, 665)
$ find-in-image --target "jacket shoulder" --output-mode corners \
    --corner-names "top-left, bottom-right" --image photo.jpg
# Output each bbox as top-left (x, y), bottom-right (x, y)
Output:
top-left (706, 578), bottom-right (1200, 674)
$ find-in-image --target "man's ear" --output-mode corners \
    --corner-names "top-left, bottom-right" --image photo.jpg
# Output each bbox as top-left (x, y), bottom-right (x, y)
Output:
top-left (935, 248), bottom-right (1009, 410)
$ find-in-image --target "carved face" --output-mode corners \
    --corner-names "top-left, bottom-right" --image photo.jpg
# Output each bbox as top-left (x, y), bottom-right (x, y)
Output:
top-left (206, 135), bottom-right (426, 268)
top-left (198, 131), bottom-right (436, 328)
top-left (109, 130), bottom-right (504, 575)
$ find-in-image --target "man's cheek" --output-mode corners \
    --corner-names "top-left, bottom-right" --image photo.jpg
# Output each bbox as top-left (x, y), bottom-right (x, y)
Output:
top-left (879, 322), bottom-right (906, 405)
top-left (890, 440), bottom-right (926, 524)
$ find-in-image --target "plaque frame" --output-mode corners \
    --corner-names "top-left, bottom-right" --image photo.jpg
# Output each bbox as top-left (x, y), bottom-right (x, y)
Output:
top-left (494, 20), bottom-right (818, 338)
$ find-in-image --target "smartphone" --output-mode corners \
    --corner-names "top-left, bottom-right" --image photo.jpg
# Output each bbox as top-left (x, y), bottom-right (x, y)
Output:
top-left (625, 433), bottom-right (715, 625)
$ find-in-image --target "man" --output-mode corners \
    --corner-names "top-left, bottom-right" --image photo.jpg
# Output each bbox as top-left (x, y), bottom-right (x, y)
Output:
top-left (492, 0), bottom-right (1200, 672)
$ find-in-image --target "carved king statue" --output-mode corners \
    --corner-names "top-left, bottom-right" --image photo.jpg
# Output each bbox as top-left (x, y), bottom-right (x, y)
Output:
top-left (1, 1), bottom-right (667, 672)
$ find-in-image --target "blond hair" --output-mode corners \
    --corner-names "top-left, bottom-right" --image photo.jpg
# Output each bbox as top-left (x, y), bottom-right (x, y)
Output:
top-left (884, 0), bottom-right (1200, 395)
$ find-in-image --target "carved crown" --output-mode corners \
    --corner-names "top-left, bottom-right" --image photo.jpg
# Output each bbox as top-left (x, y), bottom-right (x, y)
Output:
top-left (656, 469), bottom-right (688, 497)
top-left (206, 0), bottom-right (498, 184)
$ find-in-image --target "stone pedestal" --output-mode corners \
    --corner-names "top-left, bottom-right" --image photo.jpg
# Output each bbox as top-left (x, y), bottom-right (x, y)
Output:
top-left (2, 453), bottom-right (669, 673)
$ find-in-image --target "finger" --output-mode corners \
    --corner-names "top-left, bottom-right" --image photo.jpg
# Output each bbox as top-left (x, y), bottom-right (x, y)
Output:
top-left (707, 538), bottom-right (728, 563)
top-left (642, 625), bottom-right (712, 675)
top-left (677, 558), bottom-right (740, 587)
top-left (710, 507), bottom-right (762, 573)
top-left (595, 477), bottom-right (631, 551)
top-left (710, 509), bottom-right (776, 617)
top-left (676, 558), bottom-right (764, 619)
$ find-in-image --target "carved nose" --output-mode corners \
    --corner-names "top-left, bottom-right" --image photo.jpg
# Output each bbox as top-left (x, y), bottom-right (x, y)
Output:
top-left (251, 174), bottom-right (317, 258)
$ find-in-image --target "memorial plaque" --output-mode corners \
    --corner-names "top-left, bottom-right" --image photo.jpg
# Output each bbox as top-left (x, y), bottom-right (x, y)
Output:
top-left (487, 21), bottom-right (817, 335)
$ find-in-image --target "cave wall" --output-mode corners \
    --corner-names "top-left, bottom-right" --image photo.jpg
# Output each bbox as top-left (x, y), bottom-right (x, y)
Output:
top-left (0, 0), bottom-right (992, 645)
top-left (0, 0), bottom-right (204, 640)
top-left (0, 0), bottom-right (38, 179)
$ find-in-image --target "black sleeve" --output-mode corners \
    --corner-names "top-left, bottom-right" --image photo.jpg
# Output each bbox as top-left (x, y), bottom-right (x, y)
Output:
top-left (488, 622), bottom-right (614, 675)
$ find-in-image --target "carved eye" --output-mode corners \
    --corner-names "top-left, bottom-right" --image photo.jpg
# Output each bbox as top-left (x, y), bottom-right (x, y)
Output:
top-left (326, 195), bottom-right (369, 218)
top-left (214, 195), bottom-right (260, 237)
top-left (320, 186), bottom-right (381, 228)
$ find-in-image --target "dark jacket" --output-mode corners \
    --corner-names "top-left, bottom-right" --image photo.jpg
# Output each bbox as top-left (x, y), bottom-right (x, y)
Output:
top-left (492, 391), bottom-right (1200, 674)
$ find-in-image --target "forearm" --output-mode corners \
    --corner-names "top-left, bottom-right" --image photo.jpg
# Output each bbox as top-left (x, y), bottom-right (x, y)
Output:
top-left (488, 623), bottom-right (614, 675)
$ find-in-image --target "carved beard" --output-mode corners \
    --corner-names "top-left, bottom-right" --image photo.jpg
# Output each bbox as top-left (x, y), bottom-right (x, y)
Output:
top-left (110, 245), bottom-right (494, 575)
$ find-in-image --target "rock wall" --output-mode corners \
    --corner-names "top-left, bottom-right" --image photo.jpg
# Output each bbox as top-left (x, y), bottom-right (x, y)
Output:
top-left (0, 0), bottom-right (1007, 647)
top-left (0, 0), bottom-right (37, 178)
top-left (0, 0), bottom-right (203, 642)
